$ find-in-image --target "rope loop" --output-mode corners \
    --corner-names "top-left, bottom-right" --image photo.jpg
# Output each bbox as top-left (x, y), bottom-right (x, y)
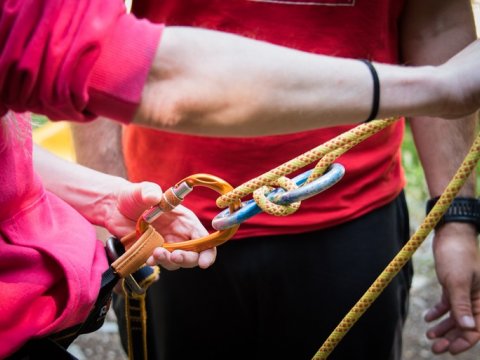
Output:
top-left (253, 176), bottom-right (301, 216)
top-left (216, 117), bottom-right (397, 209)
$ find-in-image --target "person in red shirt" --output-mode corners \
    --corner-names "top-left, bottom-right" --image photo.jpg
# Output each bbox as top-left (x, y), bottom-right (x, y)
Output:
top-left (71, 1), bottom-right (480, 359)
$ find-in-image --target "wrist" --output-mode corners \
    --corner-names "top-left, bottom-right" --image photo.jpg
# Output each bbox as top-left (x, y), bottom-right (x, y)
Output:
top-left (433, 222), bottom-right (479, 260)
top-left (426, 196), bottom-right (480, 231)
top-left (83, 176), bottom-right (130, 228)
top-left (376, 64), bottom-right (439, 119)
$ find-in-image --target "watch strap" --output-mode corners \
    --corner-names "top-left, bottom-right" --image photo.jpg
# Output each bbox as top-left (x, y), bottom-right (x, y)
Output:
top-left (426, 196), bottom-right (480, 231)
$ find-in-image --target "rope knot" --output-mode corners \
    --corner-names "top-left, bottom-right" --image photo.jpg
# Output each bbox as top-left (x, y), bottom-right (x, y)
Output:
top-left (253, 176), bottom-right (301, 216)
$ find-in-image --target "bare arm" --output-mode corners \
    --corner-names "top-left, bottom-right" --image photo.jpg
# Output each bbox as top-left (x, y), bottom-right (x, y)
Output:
top-left (133, 26), bottom-right (480, 136)
top-left (70, 118), bottom-right (127, 256)
top-left (401, 0), bottom-right (480, 355)
top-left (33, 144), bottom-right (149, 234)
top-left (2, 2), bottom-right (480, 133)
top-left (404, 0), bottom-right (477, 197)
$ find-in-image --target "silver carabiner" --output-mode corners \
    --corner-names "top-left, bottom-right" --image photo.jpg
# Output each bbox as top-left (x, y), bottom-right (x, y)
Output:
top-left (212, 163), bottom-right (345, 230)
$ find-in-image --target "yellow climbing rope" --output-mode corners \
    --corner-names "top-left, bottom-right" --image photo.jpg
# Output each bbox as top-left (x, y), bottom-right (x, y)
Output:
top-left (213, 117), bottom-right (479, 359)
top-left (312, 126), bottom-right (480, 360)
top-left (216, 117), bottom-right (396, 214)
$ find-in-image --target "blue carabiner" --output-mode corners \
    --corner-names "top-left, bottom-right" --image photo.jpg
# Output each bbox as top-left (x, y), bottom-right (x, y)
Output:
top-left (212, 163), bottom-right (345, 230)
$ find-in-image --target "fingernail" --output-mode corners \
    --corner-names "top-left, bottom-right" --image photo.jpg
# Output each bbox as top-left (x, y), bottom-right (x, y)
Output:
top-left (423, 309), bottom-right (433, 319)
top-left (158, 251), bottom-right (166, 261)
top-left (461, 315), bottom-right (476, 328)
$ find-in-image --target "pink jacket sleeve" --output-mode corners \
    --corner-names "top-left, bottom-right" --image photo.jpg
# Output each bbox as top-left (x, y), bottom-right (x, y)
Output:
top-left (0, 0), bottom-right (163, 123)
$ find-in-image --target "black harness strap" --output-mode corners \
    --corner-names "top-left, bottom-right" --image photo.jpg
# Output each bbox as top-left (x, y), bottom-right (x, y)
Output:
top-left (8, 256), bottom-right (120, 359)
top-left (7, 338), bottom-right (80, 360)
top-left (53, 267), bottom-right (119, 345)
top-left (10, 231), bottom-right (160, 360)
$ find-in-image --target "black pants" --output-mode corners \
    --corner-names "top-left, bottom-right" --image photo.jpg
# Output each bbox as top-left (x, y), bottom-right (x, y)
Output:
top-left (114, 192), bottom-right (413, 360)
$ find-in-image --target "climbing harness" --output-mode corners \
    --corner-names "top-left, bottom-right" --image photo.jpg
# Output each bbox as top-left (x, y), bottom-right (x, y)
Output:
top-left (117, 117), bottom-right (478, 360)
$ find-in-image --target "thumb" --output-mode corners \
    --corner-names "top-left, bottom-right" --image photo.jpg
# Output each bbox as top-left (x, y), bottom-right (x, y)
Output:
top-left (118, 182), bottom-right (163, 220)
top-left (449, 282), bottom-right (476, 329)
top-left (139, 181), bottom-right (163, 205)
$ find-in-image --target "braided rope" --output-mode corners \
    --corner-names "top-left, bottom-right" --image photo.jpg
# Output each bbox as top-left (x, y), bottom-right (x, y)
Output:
top-left (312, 131), bottom-right (480, 360)
top-left (216, 118), bottom-right (396, 217)
top-left (212, 116), bottom-right (478, 358)
top-left (213, 116), bottom-right (479, 358)
top-left (253, 176), bottom-right (301, 216)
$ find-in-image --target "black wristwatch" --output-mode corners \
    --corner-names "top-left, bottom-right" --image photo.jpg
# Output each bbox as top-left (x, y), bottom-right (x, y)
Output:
top-left (425, 196), bottom-right (480, 231)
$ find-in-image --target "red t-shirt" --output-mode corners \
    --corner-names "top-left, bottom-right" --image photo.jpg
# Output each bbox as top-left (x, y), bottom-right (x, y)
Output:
top-left (124, 0), bottom-right (406, 238)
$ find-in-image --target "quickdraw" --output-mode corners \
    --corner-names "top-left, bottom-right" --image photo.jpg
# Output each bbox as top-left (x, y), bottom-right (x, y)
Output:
top-left (117, 174), bottom-right (243, 360)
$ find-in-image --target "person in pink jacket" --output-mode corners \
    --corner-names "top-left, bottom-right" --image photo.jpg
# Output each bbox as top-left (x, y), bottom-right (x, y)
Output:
top-left (1, 0), bottom-right (480, 358)
top-left (0, 111), bottom-right (212, 359)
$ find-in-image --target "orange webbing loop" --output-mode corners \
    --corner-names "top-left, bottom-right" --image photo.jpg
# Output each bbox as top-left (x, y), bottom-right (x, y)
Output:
top-left (111, 225), bottom-right (164, 279)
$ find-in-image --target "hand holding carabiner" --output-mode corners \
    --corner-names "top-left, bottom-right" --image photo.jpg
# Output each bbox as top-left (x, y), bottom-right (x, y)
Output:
top-left (110, 180), bottom-right (215, 270)
top-left (143, 205), bottom-right (216, 270)
top-left (135, 174), bottom-right (242, 257)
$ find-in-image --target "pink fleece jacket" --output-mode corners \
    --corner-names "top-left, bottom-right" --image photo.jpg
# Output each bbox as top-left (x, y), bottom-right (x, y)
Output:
top-left (0, 0), bottom-right (163, 357)
top-left (0, 114), bottom-right (108, 358)
top-left (0, 0), bottom-right (163, 123)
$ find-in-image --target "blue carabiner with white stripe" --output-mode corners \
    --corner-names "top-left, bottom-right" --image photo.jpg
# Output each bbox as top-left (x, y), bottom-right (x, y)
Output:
top-left (212, 163), bottom-right (345, 230)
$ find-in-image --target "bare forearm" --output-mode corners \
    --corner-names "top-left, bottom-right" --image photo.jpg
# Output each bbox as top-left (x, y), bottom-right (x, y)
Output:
top-left (133, 26), bottom-right (478, 137)
top-left (404, 0), bottom-right (477, 197)
top-left (33, 145), bottom-right (128, 227)
top-left (411, 116), bottom-right (477, 197)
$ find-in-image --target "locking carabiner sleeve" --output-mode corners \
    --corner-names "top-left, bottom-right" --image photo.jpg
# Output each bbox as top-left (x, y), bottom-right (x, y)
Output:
top-left (136, 174), bottom-right (242, 253)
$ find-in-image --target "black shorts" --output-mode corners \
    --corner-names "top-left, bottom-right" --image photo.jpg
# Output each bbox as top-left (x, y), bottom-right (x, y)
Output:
top-left (114, 191), bottom-right (413, 360)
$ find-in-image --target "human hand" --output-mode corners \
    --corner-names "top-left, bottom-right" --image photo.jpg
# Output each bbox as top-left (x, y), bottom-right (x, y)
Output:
top-left (144, 205), bottom-right (215, 270)
top-left (104, 180), bottom-right (215, 270)
top-left (425, 223), bottom-right (480, 355)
